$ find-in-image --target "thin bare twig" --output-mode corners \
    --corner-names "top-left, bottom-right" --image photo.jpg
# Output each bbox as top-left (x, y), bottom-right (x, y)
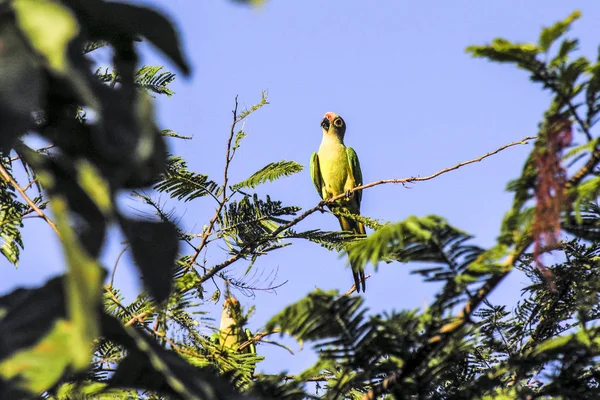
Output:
top-left (237, 329), bottom-right (281, 352)
top-left (187, 97), bottom-right (240, 270)
top-left (124, 311), bottom-right (149, 327)
top-left (347, 136), bottom-right (536, 194)
top-left (110, 245), bottom-right (130, 287)
top-left (104, 285), bottom-right (134, 317)
top-left (258, 338), bottom-right (295, 355)
top-left (344, 274), bottom-right (372, 296)
top-left (10, 144), bottom-right (56, 162)
top-left (0, 162), bottom-right (60, 236)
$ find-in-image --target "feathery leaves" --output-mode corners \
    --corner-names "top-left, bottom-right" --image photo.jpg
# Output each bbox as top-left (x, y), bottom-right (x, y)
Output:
top-left (232, 160), bottom-right (303, 190)
top-left (154, 156), bottom-right (220, 202)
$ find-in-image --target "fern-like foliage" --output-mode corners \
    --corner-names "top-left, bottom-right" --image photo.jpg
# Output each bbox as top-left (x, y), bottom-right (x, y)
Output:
top-left (135, 66), bottom-right (176, 96)
top-left (346, 215), bottom-right (459, 270)
top-left (95, 65), bottom-right (176, 96)
top-left (284, 229), bottom-right (363, 252)
top-left (232, 160), bottom-right (303, 190)
top-left (161, 129), bottom-right (192, 140)
top-left (265, 289), bottom-right (475, 398)
top-left (564, 200), bottom-right (600, 242)
top-left (132, 192), bottom-right (192, 242)
top-left (82, 40), bottom-right (110, 54)
top-left (154, 156), bottom-right (220, 203)
top-left (0, 160), bottom-right (27, 266)
top-left (218, 193), bottom-right (300, 251)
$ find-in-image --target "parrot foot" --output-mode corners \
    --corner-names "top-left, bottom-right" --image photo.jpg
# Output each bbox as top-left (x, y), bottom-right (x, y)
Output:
top-left (345, 190), bottom-right (354, 199)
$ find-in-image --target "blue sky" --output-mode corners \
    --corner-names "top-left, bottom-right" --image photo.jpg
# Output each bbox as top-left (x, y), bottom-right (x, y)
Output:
top-left (3, 0), bottom-right (600, 379)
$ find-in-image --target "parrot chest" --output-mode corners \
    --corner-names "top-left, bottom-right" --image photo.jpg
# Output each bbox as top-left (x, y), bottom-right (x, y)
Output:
top-left (318, 141), bottom-right (352, 197)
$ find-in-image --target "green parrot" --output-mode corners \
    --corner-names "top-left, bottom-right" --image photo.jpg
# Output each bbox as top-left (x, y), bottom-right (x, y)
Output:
top-left (218, 296), bottom-right (253, 352)
top-left (310, 111), bottom-right (367, 292)
top-left (214, 295), bottom-right (257, 373)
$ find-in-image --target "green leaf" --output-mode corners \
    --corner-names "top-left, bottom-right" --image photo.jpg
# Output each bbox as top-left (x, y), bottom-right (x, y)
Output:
top-left (75, 159), bottom-right (112, 216)
top-left (285, 229), bottom-right (363, 252)
top-left (538, 10), bottom-right (581, 52)
top-left (233, 130), bottom-right (246, 151)
top-left (219, 194), bottom-right (299, 250)
top-left (53, 381), bottom-right (130, 399)
top-left (266, 289), bottom-right (362, 344)
top-left (237, 91), bottom-right (269, 120)
top-left (564, 201), bottom-right (600, 241)
top-left (96, 65), bottom-right (177, 97)
top-left (0, 277), bottom-right (66, 360)
top-left (330, 208), bottom-right (383, 230)
top-left (550, 38), bottom-right (579, 67)
top-left (12, 0), bottom-right (79, 75)
top-left (346, 215), bottom-right (451, 272)
top-left (155, 156), bottom-right (220, 202)
top-left (407, 225), bottom-right (484, 283)
top-left (532, 328), bottom-right (590, 356)
top-left (135, 66), bottom-right (176, 96)
top-left (40, 155), bottom-right (108, 258)
top-left (466, 38), bottom-right (541, 67)
top-left (0, 21), bottom-right (44, 150)
top-left (570, 177), bottom-right (600, 224)
top-left (561, 56), bottom-right (590, 91)
top-left (233, 160), bottom-right (303, 190)
top-left (0, 165), bottom-right (25, 267)
top-left (0, 319), bottom-right (75, 394)
top-left (161, 129), bottom-right (192, 140)
top-left (563, 138), bottom-right (598, 161)
top-left (51, 195), bottom-right (104, 370)
top-left (60, 0), bottom-right (189, 75)
top-left (19, 150), bottom-right (104, 371)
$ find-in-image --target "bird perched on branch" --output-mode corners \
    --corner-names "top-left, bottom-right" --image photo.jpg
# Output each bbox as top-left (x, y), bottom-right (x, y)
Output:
top-left (218, 296), bottom-right (255, 354)
top-left (310, 111), bottom-right (367, 292)
top-left (212, 293), bottom-right (257, 375)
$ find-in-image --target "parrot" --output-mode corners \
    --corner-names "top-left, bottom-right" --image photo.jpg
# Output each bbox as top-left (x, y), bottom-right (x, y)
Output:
top-left (310, 111), bottom-right (367, 292)
top-left (214, 295), bottom-right (257, 374)
top-left (218, 296), bottom-right (254, 353)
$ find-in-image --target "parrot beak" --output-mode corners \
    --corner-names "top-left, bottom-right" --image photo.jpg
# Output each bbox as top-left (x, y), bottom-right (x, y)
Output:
top-left (321, 117), bottom-right (330, 130)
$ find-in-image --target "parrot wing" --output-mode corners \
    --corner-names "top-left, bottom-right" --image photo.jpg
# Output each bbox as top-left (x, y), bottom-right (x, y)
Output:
top-left (310, 152), bottom-right (325, 199)
top-left (244, 328), bottom-right (256, 355)
top-left (346, 147), bottom-right (363, 207)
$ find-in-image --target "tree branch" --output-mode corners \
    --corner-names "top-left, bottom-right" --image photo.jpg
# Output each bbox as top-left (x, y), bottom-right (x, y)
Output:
top-left (187, 97), bottom-right (240, 270)
top-left (237, 328), bottom-right (281, 352)
top-left (10, 144), bottom-right (56, 162)
top-left (198, 136), bottom-right (535, 284)
top-left (344, 135), bottom-right (536, 195)
top-left (0, 162), bottom-right (60, 236)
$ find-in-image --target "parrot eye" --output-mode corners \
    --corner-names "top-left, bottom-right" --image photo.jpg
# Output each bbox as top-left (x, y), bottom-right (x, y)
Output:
top-left (333, 118), bottom-right (343, 128)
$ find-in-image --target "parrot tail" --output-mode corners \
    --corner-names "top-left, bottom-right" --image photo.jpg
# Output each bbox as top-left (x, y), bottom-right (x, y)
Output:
top-left (338, 215), bottom-right (367, 293)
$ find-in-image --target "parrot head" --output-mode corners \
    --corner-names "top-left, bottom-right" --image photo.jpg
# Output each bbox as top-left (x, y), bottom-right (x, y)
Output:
top-left (222, 297), bottom-right (242, 320)
top-left (321, 111), bottom-right (346, 137)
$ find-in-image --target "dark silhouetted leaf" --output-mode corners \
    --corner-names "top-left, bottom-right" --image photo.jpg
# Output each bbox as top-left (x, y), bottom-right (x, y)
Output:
top-left (0, 277), bottom-right (65, 361)
top-left (0, 20), bottom-right (43, 151)
top-left (118, 216), bottom-right (179, 303)
top-left (61, 0), bottom-right (190, 75)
